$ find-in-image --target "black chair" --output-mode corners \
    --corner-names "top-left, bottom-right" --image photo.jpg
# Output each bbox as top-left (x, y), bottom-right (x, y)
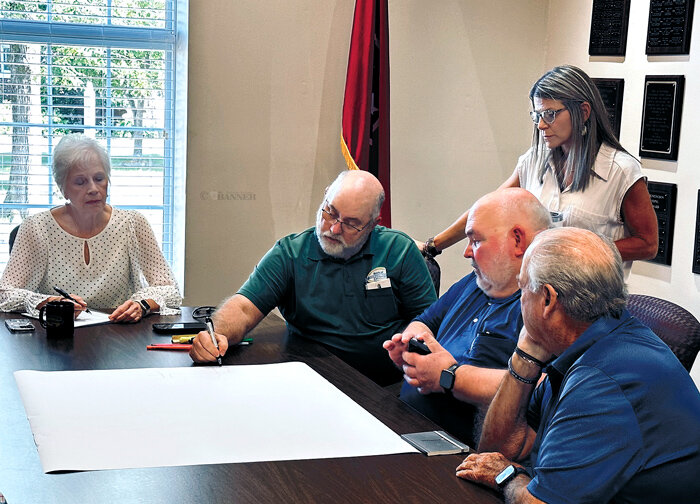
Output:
top-left (8, 224), bottom-right (19, 254)
top-left (423, 253), bottom-right (441, 297)
top-left (627, 294), bottom-right (700, 372)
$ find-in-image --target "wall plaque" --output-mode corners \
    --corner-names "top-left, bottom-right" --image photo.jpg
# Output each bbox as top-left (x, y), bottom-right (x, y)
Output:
top-left (589, 0), bottom-right (631, 56)
top-left (639, 75), bottom-right (684, 160)
top-left (593, 78), bottom-right (624, 139)
top-left (646, 181), bottom-right (677, 266)
top-left (646, 0), bottom-right (695, 54)
top-left (693, 190), bottom-right (700, 274)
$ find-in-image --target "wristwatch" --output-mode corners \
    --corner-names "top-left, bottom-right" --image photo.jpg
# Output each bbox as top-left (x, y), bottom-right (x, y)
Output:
top-left (439, 363), bottom-right (461, 391)
top-left (424, 237), bottom-right (441, 257)
top-left (138, 299), bottom-right (151, 317)
top-left (495, 465), bottom-right (528, 490)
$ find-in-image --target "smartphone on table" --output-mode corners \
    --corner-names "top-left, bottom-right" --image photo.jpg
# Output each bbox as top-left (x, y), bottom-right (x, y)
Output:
top-left (5, 318), bottom-right (35, 332)
top-left (152, 322), bottom-right (207, 335)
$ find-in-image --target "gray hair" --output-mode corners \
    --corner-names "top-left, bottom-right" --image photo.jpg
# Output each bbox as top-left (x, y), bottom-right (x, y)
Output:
top-left (52, 134), bottom-right (111, 196)
top-left (524, 227), bottom-right (627, 321)
top-left (529, 65), bottom-right (629, 192)
top-left (370, 186), bottom-right (385, 220)
top-left (326, 170), bottom-right (385, 221)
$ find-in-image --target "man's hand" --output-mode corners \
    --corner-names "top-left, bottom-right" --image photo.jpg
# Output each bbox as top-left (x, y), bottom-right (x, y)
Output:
top-left (516, 326), bottom-right (552, 364)
top-left (189, 330), bottom-right (229, 363)
top-left (383, 321), bottom-right (433, 369)
top-left (401, 332), bottom-right (456, 394)
top-left (457, 452), bottom-right (541, 503)
top-left (456, 452), bottom-right (514, 490)
top-left (383, 332), bottom-right (412, 368)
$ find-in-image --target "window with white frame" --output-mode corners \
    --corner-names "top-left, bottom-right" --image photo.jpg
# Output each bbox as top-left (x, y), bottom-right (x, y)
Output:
top-left (0, 0), bottom-right (187, 283)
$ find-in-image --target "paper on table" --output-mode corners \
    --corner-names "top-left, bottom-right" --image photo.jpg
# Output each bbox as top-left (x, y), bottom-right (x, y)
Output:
top-left (23, 309), bottom-right (111, 328)
top-left (14, 362), bottom-right (417, 472)
top-left (73, 309), bottom-right (111, 327)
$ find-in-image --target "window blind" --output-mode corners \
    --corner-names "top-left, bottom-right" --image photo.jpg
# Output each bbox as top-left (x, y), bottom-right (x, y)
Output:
top-left (0, 0), bottom-right (184, 275)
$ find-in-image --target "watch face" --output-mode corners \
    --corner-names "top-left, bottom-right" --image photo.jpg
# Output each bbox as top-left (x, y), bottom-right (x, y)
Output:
top-left (439, 369), bottom-right (455, 390)
top-left (495, 465), bottom-right (516, 486)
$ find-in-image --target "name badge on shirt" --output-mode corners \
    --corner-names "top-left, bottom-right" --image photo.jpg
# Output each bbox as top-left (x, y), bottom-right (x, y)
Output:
top-left (365, 267), bottom-right (392, 290)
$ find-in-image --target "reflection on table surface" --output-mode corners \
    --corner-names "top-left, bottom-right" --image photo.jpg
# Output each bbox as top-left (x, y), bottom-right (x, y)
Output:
top-left (0, 309), bottom-right (502, 504)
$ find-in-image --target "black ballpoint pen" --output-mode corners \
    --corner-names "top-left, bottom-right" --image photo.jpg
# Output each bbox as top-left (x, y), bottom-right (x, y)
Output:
top-left (53, 286), bottom-right (91, 313)
top-left (205, 316), bottom-right (223, 366)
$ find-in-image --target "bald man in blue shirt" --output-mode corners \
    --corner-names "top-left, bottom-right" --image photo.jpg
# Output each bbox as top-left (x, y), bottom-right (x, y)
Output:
top-left (384, 188), bottom-right (552, 445)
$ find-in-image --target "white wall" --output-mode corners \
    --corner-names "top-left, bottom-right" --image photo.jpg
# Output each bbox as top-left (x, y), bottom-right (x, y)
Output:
top-left (186, 0), bottom-right (547, 302)
top-left (544, 0), bottom-right (700, 385)
top-left (186, 0), bottom-right (699, 383)
top-left (390, 0), bottom-right (547, 289)
top-left (186, 0), bottom-right (355, 305)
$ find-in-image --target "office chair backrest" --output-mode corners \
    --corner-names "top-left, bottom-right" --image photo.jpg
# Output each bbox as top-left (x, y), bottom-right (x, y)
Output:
top-left (627, 294), bottom-right (700, 372)
top-left (8, 224), bottom-right (20, 254)
top-left (423, 254), bottom-right (440, 297)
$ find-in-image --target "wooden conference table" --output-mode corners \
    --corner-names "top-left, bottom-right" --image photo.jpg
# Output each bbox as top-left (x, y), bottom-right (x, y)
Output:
top-left (0, 309), bottom-right (502, 504)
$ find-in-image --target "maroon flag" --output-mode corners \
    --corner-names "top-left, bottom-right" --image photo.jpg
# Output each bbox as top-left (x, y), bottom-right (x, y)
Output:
top-left (341, 0), bottom-right (391, 227)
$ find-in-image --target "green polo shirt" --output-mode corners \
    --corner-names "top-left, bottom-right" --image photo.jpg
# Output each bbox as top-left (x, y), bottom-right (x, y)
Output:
top-left (238, 226), bottom-right (437, 384)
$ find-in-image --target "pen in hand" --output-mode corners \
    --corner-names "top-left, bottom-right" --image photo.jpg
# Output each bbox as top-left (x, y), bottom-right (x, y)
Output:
top-left (205, 316), bottom-right (222, 366)
top-left (53, 286), bottom-right (90, 313)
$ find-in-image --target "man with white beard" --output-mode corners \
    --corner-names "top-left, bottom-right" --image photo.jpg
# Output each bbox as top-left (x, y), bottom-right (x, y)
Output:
top-left (190, 170), bottom-right (436, 385)
top-left (384, 188), bottom-right (551, 445)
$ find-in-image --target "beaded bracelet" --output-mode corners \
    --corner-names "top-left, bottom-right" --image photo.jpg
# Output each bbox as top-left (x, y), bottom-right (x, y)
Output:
top-left (507, 356), bottom-right (540, 385)
top-left (514, 347), bottom-right (546, 368)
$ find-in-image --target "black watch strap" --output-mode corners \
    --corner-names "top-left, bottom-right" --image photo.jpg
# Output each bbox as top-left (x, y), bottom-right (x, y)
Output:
top-left (424, 237), bottom-right (441, 257)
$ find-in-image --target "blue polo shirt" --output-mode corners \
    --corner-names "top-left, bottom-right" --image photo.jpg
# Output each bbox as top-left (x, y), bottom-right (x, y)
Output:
top-left (238, 226), bottom-right (437, 385)
top-left (526, 310), bottom-right (700, 503)
top-left (400, 273), bottom-right (522, 444)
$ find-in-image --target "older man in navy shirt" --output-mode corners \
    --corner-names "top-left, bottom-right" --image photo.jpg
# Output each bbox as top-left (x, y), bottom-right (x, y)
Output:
top-left (383, 188), bottom-right (552, 445)
top-left (457, 227), bottom-right (700, 503)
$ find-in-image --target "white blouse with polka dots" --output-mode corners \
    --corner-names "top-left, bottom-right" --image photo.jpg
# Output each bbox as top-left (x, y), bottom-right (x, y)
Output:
top-left (0, 207), bottom-right (181, 317)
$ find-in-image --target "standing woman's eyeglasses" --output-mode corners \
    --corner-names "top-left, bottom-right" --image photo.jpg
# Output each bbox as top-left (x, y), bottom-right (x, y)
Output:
top-left (530, 108), bottom-right (567, 125)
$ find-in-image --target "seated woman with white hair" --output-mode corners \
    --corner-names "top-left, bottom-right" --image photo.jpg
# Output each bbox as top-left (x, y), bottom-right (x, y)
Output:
top-left (0, 134), bottom-right (181, 322)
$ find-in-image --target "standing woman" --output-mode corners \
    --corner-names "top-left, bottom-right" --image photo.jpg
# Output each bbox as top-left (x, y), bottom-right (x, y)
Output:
top-left (0, 134), bottom-right (181, 321)
top-left (421, 65), bottom-right (657, 277)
